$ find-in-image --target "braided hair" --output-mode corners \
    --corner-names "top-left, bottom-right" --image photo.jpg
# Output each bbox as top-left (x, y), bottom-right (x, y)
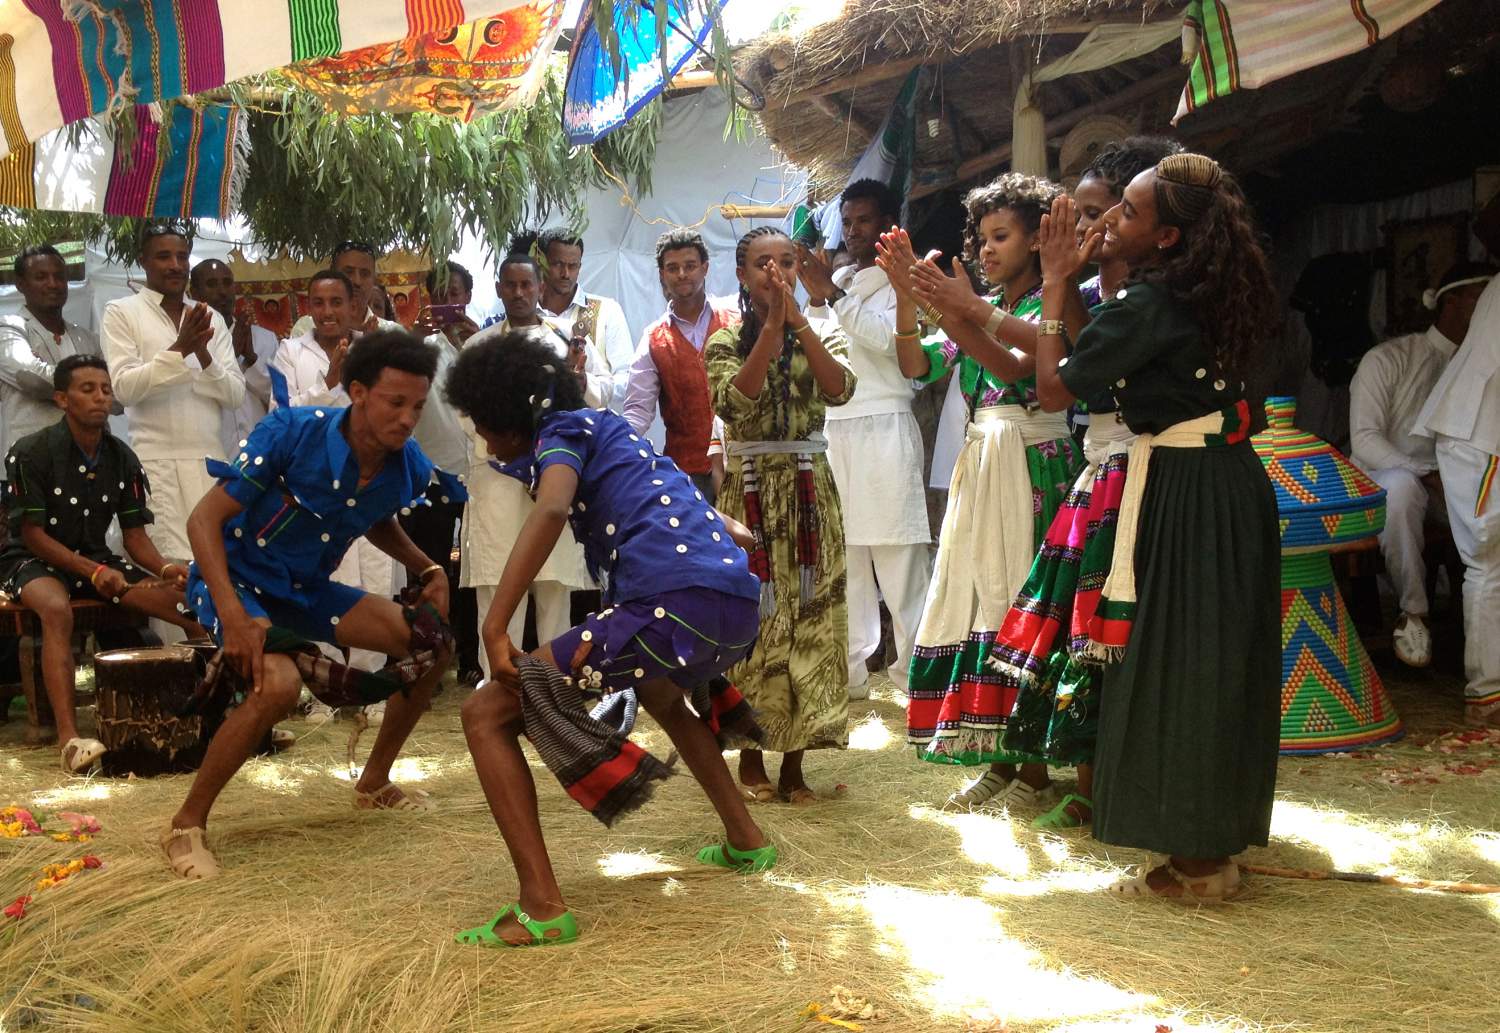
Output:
top-left (1128, 153), bottom-right (1277, 382)
top-left (1080, 135), bottom-right (1183, 198)
top-left (734, 225), bottom-right (794, 359)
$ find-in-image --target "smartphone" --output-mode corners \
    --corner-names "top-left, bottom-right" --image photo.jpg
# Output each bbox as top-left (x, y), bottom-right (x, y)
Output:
top-left (430, 302), bottom-right (467, 326)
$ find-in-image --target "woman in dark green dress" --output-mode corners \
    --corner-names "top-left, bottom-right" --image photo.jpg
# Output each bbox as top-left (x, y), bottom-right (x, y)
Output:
top-left (1030, 153), bottom-right (1281, 901)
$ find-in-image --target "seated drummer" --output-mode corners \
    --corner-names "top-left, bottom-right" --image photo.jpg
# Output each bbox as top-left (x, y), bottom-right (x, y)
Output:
top-left (0, 354), bottom-right (205, 774)
top-left (163, 330), bottom-right (463, 880)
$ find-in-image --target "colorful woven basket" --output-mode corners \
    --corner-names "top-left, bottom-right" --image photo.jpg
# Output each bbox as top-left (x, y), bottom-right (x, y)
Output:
top-left (1252, 397), bottom-right (1386, 552)
top-left (1251, 397), bottom-right (1403, 754)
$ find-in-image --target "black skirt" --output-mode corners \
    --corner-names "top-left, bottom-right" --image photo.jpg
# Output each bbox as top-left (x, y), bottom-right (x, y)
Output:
top-left (1092, 440), bottom-right (1281, 858)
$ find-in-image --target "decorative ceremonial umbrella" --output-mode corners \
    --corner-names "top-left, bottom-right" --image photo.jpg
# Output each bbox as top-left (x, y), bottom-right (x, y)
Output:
top-left (563, 0), bottom-right (742, 145)
top-left (1251, 397), bottom-right (1403, 754)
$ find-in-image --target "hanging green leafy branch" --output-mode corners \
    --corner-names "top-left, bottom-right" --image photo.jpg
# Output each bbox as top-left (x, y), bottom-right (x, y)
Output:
top-left (0, 64), bottom-right (659, 267)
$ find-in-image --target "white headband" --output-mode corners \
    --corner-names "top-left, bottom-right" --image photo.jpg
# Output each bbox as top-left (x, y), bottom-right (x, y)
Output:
top-left (1423, 275), bottom-right (1492, 310)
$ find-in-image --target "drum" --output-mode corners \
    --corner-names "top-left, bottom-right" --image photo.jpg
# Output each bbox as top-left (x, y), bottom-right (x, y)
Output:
top-left (94, 644), bottom-right (209, 777)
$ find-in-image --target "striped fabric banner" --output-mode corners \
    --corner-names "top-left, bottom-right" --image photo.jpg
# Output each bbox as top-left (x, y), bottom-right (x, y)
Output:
top-left (0, 102), bottom-right (243, 218)
top-left (1174, 0), bottom-right (1444, 123)
top-left (0, 1), bottom-right (517, 161)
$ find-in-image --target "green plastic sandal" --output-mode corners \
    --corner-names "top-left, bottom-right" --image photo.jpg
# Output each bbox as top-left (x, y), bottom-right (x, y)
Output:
top-left (454, 903), bottom-right (579, 948)
top-left (1032, 793), bottom-right (1093, 830)
top-left (696, 841), bottom-right (778, 872)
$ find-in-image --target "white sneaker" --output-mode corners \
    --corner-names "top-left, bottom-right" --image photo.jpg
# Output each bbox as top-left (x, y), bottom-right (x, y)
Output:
top-left (943, 771), bottom-right (1012, 810)
top-left (303, 700), bottom-right (336, 725)
top-left (363, 701), bottom-right (385, 727)
top-left (1392, 613), bottom-right (1432, 668)
top-left (993, 779), bottom-right (1061, 812)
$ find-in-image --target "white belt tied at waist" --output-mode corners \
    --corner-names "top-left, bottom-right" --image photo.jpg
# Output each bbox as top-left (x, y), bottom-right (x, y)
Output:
top-left (725, 433), bottom-right (829, 458)
top-left (958, 404), bottom-right (1074, 610)
top-left (1082, 411), bottom-right (1135, 466)
top-left (1101, 408), bottom-right (1235, 620)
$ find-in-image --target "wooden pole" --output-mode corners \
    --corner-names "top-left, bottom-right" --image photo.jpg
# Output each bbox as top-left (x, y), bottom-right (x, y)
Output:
top-left (719, 204), bottom-right (793, 220)
top-left (908, 63), bottom-right (1187, 199)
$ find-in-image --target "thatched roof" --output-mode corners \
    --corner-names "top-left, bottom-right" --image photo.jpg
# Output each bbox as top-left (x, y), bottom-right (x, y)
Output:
top-left (740, 0), bottom-right (1173, 196)
top-left (739, 0), bottom-right (1500, 207)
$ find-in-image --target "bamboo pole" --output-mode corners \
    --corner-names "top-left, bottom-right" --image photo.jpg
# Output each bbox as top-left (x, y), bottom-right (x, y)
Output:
top-left (719, 204), bottom-right (793, 220)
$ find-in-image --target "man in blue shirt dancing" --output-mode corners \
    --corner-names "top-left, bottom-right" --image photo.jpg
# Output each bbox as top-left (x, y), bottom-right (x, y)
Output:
top-left (162, 331), bottom-right (465, 879)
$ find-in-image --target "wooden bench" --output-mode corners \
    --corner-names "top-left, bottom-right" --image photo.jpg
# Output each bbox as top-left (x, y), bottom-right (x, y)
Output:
top-left (0, 599), bottom-right (149, 745)
top-left (1335, 521), bottom-right (1465, 634)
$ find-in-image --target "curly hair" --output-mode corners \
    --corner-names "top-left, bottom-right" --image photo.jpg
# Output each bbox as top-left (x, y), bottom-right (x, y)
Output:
top-left (655, 229), bottom-right (708, 268)
top-left (1080, 135), bottom-right (1183, 198)
top-left (444, 329), bottom-right (587, 440)
top-left (841, 177), bottom-right (901, 222)
top-left (733, 225), bottom-right (794, 359)
top-left (341, 329), bottom-right (437, 392)
top-left (960, 172), bottom-right (1064, 276)
top-left (537, 227), bottom-right (584, 256)
top-left (14, 243), bottom-right (63, 279)
top-left (1128, 153), bottom-right (1278, 383)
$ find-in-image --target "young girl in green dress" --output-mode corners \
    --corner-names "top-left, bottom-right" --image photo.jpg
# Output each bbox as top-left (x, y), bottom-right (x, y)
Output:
top-left (889, 173), bottom-right (1084, 809)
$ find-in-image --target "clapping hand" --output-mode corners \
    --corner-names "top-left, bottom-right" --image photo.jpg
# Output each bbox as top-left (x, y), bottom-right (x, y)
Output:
top-left (795, 244), bottom-right (838, 305)
top-left (911, 255), bottom-right (981, 318)
top-left (876, 228), bottom-right (921, 300)
top-left (172, 303), bottom-right (213, 357)
top-left (1039, 195), bottom-right (1100, 284)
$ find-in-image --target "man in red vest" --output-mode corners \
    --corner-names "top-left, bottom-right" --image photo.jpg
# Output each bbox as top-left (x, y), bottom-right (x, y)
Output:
top-left (622, 230), bottom-right (739, 502)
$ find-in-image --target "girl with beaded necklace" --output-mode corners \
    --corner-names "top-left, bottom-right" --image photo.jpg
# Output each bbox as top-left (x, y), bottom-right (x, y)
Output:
top-left (705, 226), bottom-right (857, 804)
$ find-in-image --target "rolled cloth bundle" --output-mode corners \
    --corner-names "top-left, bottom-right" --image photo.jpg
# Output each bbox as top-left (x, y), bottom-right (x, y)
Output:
top-left (184, 601), bottom-right (453, 713)
top-left (514, 658), bottom-right (763, 827)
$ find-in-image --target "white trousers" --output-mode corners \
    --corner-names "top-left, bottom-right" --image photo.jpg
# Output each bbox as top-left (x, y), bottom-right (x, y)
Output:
top-left (845, 543), bottom-right (932, 690)
top-left (1435, 437), bottom-right (1500, 710)
top-left (1367, 466), bottom-right (1445, 617)
top-left (475, 581), bottom-right (572, 680)
top-left (141, 457), bottom-right (220, 645)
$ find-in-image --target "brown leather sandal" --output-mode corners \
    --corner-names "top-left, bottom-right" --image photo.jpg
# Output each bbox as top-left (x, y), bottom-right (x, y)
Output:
top-left (162, 826), bottom-right (219, 880)
top-left (354, 782), bottom-right (433, 811)
top-left (1109, 861), bottom-right (1241, 903)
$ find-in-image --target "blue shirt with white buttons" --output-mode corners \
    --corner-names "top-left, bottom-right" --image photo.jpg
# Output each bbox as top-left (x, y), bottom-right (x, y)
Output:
top-left (204, 405), bottom-right (466, 611)
top-left (516, 408), bottom-right (760, 606)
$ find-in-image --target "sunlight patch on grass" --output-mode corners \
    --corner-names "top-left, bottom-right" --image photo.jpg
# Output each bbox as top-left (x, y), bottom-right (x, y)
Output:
top-left (596, 851), bottom-right (680, 879)
top-left (909, 804), bottom-right (1031, 876)
top-left (848, 713), bottom-right (892, 751)
top-left (31, 780), bottom-right (116, 808)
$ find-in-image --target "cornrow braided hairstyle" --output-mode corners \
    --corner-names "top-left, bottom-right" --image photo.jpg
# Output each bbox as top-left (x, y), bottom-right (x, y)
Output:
top-left (960, 172), bottom-right (1065, 287)
top-left (1127, 153), bottom-right (1277, 384)
top-left (1080, 135), bottom-right (1184, 198)
top-left (734, 225), bottom-right (793, 360)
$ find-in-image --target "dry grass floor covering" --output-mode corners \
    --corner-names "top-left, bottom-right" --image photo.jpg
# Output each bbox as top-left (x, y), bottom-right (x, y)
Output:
top-left (2, 658), bottom-right (1498, 1033)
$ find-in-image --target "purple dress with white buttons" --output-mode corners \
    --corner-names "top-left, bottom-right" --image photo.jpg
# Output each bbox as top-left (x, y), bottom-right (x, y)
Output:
top-left (523, 408), bottom-right (762, 692)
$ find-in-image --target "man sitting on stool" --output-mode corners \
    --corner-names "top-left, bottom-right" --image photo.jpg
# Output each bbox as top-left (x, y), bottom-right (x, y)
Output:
top-left (1350, 262), bottom-right (1493, 667)
top-left (0, 355), bottom-right (205, 773)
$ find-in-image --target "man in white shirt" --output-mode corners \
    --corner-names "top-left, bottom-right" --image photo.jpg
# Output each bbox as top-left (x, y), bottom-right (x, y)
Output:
top-left (101, 226), bottom-right (245, 571)
top-left (535, 228), bottom-right (633, 411)
top-left (800, 180), bottom-right (932, 697)
top-left (407, 259), bottom-right (483, 683)
top-left (1350, 262), bottom-right (1493, 667)
top-left (0, 246), bottom-right (106, 506)
top-left (270, 269), bottom-right (400, 724)
top-left (1414, 199), bottom-right (1500, 727)
top-left (622, 229), bottom-right (739, 502)
top-left (189, 259), bottom-right (279, 458)
top-left (288, 241), bottom-right (402, 339)
top-left (462, 252), bottom-right (609, 675)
